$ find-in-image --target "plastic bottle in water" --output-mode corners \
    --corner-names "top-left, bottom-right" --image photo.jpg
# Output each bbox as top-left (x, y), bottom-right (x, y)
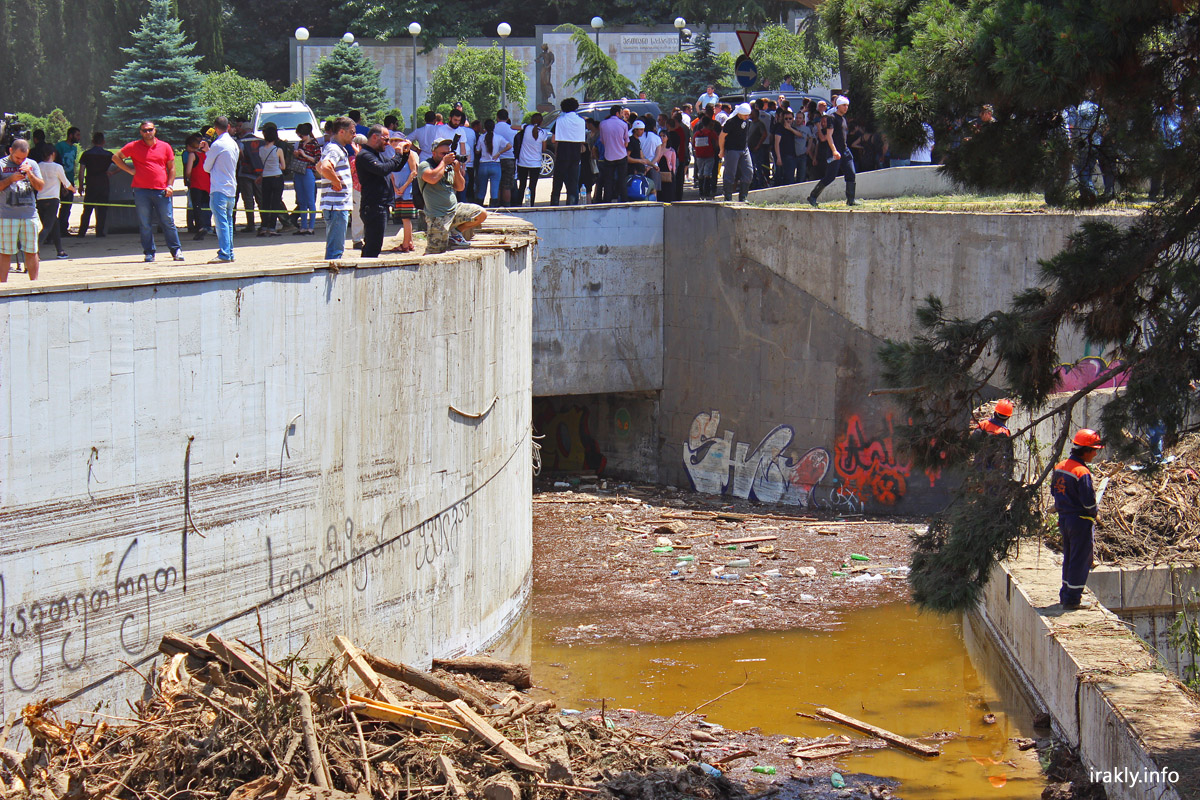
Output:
top-left (727, 558), bottom-right (751, 568)
top-left (850, 553), bottom-right (870, 561)
top-left (830, 772), bottom-right (845, 788)
top-left (751, 766), bottom-right (776, 775)
top-left (699, 763), bottom-right (722, 777)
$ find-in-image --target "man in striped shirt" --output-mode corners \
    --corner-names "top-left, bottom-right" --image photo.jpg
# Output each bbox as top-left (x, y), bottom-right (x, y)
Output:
top-left (316, 117), bottom-right (356, 260)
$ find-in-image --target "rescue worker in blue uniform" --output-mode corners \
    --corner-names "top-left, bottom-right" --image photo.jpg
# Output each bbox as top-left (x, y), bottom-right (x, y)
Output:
top-left (970, 398), bottom-right (1014, 478)
top-left (1050, 429), bottom-right (1104, 609)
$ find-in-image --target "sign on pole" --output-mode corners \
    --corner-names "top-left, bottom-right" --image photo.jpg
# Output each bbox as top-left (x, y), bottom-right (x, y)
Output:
top-left (736, 30), bottom-right (759, 56)
top-left (734, 55), bottom-right (758, 89)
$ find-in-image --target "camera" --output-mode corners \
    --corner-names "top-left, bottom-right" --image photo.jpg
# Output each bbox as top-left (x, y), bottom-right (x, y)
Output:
top-left (452, 133), bottom-right (466, 163)
top-left (0, 114), bottom-right (29, 155)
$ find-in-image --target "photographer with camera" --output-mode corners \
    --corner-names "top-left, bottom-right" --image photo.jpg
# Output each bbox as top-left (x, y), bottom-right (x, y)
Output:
top-left (418, 136), bottom-right (486, 254)
top-left (355, 124), bottom-right (412, 258)
top-left (0, 139), bottom-right (45, 281)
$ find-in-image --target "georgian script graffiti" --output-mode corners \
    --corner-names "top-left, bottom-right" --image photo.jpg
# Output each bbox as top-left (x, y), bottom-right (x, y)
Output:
top-left (1, 538), bottom-right (178, 694)
top-left (833, 414), bottom-right (910, 506)
top-left (683, 411), bottom-right (831, 506)
top-left (3, 498), bottom-right (472, 697)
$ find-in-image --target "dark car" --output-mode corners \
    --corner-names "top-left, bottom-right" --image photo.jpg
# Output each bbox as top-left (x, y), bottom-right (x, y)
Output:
top-left (719, 90), bottom-right (829, 110)
top-left (536, 100), bottom-right (664, 176)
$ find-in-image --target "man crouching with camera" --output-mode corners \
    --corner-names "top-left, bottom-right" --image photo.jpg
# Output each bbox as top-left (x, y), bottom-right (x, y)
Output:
top-left (418, 136), bottom-right (486, 254)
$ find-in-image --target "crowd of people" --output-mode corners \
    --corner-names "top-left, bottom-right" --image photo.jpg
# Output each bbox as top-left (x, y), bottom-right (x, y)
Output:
top-left (1, 88), bottom-right (1143, 280)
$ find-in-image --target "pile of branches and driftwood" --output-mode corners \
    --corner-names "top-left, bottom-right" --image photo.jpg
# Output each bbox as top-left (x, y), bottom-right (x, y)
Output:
top-left (0, 631), bottom-right (727, 800)
top-left (1091, 434), bottom-right (1200, 563)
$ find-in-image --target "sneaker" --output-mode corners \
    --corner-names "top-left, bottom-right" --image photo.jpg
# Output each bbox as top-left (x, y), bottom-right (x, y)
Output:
top-left (807, 195), bottom-right (819, 208)
top-left (145, 254), bottom-right (155, 262)
top-left (293, 228), bottom-right (307, 236)
top-left (352, 240), bottom-right (364, 250)
top-left (172, 251), bottom-right (185, 262)
top-left (257, 229), bottom-right (269, 237)
top-left (57, 252), bottom-right (68, 259)
top-left (207, 256), bottom-right (234, 264)
top-left (267, 229), bottom-right (281, 237)
top-left (449, 232), bottom-right (469, 247)
top-left (193, 229), bottom-right (206, 241)
top-left (847, 200), bottom-right (858, 207)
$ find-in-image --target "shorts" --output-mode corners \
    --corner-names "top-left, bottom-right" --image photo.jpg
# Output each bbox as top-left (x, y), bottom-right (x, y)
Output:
top-left (499, 159), bottom-right (516, 191)
top-left (0, 217), bottom-right (40, 255)
top-left (425, 203), bottom-right (485, 254)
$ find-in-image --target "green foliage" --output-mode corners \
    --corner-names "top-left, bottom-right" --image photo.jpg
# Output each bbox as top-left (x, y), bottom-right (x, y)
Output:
top-left (16, 110), bottom-right (72, 145)
top-left (277, 83), bottom-right (305, 103)
top-left (752, 23), bottom-right (838, 93)
top-left (640, 33), bottom-right (735, 108)
top-left (306, 41), bottom-right (389, 119)
top-left (1168, 586), bottom-right (1200, 690)
top-left (558, 24), bottom-right (636, 102)
top-left (426, 43), bottom-right (526, 120)
top-left (672, 0), bottom-right (792, 27)
top-left (102, 0), bottom-right (204, 145)
top-left (413, 103), bottom-right (479, 130)
top-left (198, 68), bottom-right (278, 121)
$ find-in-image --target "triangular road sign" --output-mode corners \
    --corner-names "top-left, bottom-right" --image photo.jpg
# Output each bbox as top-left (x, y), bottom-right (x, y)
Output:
top-left (736, 30), bottom-right (759, 56)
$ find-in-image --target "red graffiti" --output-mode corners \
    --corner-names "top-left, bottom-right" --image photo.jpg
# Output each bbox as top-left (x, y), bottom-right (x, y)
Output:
top-left (834, 414), bottom-right (911, 506)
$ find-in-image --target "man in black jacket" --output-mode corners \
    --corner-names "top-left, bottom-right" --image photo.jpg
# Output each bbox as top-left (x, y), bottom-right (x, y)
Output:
top-left (356, 125), bottom-right (412, 258)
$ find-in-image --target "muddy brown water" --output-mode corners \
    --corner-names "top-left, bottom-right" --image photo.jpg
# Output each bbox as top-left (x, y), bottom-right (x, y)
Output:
top-left (499, 600), bottom-right (1046, 799)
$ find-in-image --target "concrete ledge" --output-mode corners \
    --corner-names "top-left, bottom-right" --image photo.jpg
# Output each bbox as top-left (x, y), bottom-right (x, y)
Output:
top-left (748, 165), bottom-right (959, 205)
top-left (980, 545), bottom-right (1200, 800)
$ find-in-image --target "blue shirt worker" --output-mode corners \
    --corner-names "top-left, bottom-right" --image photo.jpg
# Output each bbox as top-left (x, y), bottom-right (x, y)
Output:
top-left (1050, 429), bottom-right (1104, 609)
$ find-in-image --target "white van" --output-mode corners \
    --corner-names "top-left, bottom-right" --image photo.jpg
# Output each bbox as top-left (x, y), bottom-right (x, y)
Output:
top-left (252, 101), bottom-right (319, 143)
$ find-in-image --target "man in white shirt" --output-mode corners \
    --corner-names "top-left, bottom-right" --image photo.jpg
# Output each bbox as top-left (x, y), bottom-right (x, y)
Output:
top-left (680, 103), bottom-right (693, 128)
top-left (494, 109), bottom-right (520, 205)
top-left (697, 86), bottom-right (720, 111)
top-left (412, 111), bottom-right (450, 159)
top-left (549, 97), bottom-right (587, 205)
top-left (203, 116), bottom-right (241, 263)
top-left (444, 108), bottom-right (477, 201)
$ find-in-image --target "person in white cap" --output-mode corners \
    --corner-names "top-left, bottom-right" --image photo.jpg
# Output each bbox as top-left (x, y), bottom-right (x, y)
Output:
top-left (807, 95), bottom-right (857, 207)
top-left (718, 102), bottom-right (755, 202)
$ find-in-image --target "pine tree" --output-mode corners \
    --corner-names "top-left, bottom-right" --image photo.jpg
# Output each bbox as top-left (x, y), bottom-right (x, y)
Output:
top-left (102, 0), bottom-right (203, 146)
top-left (823, 0), bottom-right (1200, 612)
top-left (306, 42), bottom-right (389, 120)
top-left (558, 24), bottom-right (636, 102)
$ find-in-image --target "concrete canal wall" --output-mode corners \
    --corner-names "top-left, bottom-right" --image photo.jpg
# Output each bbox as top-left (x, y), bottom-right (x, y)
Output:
top-left (0, 231), bottom-right (536, 718)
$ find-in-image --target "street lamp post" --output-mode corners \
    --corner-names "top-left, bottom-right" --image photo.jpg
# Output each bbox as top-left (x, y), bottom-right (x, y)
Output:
top-left (590, 16), bottom-right (603, 46)
top-left (409, 22), bottom-right (422, 129)
top-left (674, 17), bottom-right (686, 52)
top-left (497, 23), bottom-right (511, 111)
top-left (342, 31), bottom-right (354, 44)
top-left (295, 27), bottom-right (309, 104)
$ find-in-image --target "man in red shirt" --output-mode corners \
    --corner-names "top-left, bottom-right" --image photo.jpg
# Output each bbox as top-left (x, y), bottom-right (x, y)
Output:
top-left (112, 120), bottom-right (184, 262)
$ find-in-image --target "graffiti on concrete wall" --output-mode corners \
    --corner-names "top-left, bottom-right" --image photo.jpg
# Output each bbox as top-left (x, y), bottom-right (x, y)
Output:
top-left (833, 413), bottom-right (910, 506)
top-left (533, 401), bottom-right (607, 472)
top-left (1053, 356), bottom-right (1128, 393)
top-left (683, 411), bottom-right (831, 506)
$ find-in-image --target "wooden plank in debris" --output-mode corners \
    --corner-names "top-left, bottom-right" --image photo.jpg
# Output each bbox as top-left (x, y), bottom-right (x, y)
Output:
top-left (446, 699), bottom-right (546, 774)
top-left (159, 632), bottom-right (219, 663)
top-left (360, 652), bottom-right (493, 714)
top-left (815, 707), bottom-right (940, 757)
top-left (792, 745), bottom-right (853, 761)
top-left (334, 636), bottom-right (402, 706)
top-left (206, 634), bottom-right (273, 689)
top-left (716, 535), bottom-right (778, 545)
top-left (337, 695), bottom-right (467, 736)
top-left (433, 656), bottom-right (531, 689)
top-left (437, 755), bottom-right (468, 799)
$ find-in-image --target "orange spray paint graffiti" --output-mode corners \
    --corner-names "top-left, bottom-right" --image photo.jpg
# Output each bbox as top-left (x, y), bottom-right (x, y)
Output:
top-left (833, 414), bottom-right (911, 506)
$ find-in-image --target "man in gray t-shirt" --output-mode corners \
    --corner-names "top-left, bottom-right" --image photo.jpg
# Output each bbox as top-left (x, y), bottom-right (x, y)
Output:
top-left (1, 139), bottom-right (45, 281)
top-left (418, 137), bottom-right (486, 254)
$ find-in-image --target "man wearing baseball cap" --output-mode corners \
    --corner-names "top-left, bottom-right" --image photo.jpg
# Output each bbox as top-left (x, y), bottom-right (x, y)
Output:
top-left (807, 95), bottom-right (857, 207)
top-left (418, 137), bottom-right (487, 254)
top-left (718, 103), bottom-right (754, 202)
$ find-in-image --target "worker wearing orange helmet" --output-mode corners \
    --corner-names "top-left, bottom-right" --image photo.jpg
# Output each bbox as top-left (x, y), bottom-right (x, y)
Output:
top-left (970, 398), bottom-right (1014, 478)
top-left (1050, 429), bottom-right (1105, 609)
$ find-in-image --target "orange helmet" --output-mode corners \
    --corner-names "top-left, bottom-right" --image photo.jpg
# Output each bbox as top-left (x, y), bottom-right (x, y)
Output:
top-left (994, 399), bottom-right (1014, 418)
top-left (1072, 428), bottom-right (1104, 448)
